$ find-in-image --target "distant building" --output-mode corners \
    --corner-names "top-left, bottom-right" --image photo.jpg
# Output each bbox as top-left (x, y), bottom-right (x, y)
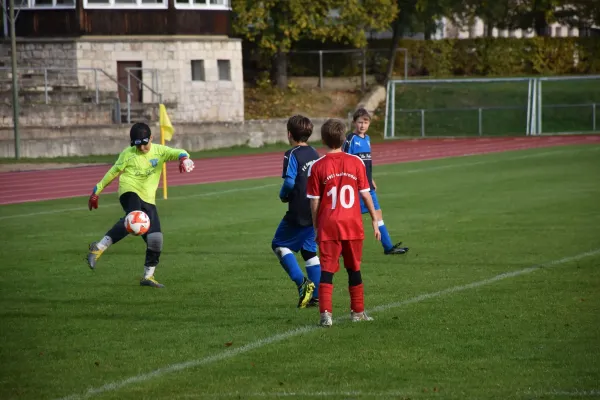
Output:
top-left (0, 0), bottom-right (244, 123)
top-left (433, 17), bottom-right (600, 39)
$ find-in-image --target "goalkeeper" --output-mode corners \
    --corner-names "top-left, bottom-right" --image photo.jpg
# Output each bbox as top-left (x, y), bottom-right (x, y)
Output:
top-left (86, 122), bottom-right (195, 288)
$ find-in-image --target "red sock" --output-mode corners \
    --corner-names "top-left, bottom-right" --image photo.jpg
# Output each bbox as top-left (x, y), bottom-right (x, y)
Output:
top-left (349, 283), bottom-right (364, 313)
top-left (319, 283), bottom-right (333, 313)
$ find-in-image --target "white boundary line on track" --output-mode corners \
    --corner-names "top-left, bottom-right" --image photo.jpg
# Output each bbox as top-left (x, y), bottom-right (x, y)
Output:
top-left (56, 248), bottom-right (600, 400)
top-left (4, 145), bottom-right (599, 220)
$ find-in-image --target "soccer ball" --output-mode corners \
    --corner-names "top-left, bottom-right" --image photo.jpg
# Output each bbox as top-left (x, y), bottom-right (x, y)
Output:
top-left (124, 210), bottom-right (150, 236)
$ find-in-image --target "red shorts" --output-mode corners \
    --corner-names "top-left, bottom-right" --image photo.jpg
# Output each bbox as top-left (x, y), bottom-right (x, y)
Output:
top-left (319, 239), bottom-right (363, 273)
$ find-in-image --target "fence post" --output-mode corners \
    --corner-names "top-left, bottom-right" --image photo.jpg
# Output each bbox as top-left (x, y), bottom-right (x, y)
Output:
top-left (420, 109), bottom-right (425, 137)
top-left (44, 68), bottom-right (49, 104)
top-left (390, 82), bottom-right (396, 138)
top-left (530, 79), bottom-right (537, 135)
top-left (361, 49), bottom-right (366, 91)
top-left (318, 50), bottom-right (323, 90)
top-left (538, 79), bottom-right (543, 135)
top-left (403, 49), bottom-right (408, 81)
top-left (526, 79), bottom-right (532, 136)
top-left (593, 103), bottom-right (597, 132)
top-left (384, 80), bottom-right (390, 139)
top-left (94, 69), bottom-right (99, 105)
top-left (478, 108), bottom-right (483, 136)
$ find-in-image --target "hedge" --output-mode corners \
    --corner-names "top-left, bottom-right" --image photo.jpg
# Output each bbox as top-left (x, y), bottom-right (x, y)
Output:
top-left (241, 37), bottom-right (600, 81)
top-left (386, 37), bottom-right (600, 77)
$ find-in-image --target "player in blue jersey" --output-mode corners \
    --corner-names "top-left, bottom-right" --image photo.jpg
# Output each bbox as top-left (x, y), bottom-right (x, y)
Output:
top-left (271, 115), bottom-right (322, 308)
top-left (343, 108), bottom-right (409, 255)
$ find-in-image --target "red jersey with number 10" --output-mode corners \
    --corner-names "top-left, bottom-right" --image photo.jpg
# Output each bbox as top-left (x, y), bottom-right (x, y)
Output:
top-left (307, 152), bottom-right (371, 242)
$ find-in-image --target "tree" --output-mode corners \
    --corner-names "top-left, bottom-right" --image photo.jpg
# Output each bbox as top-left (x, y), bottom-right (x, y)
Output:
top-left (383, 0), bottom-right (456, 83)
top-left (232, 0), bottom-right (397, 88)
top-left (449, 0), bottom-right (512, 36)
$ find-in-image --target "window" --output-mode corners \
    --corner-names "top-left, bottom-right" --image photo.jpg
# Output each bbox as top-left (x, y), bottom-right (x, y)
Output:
top-left (175, 0), bottom-right (230, 9)
top-left (15, 0), bottom-right (74, 8)
top-left (84, 0), bottom-right (166, 9)
top-left (191, 60), bottom-right (205, 81)
top-left (554, 26), bottom-right (563, 37)
top-left (218, 60), bottom-right (231, 81)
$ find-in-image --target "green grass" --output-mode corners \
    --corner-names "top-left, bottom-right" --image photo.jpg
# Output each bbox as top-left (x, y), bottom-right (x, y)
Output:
top-left (1, 144), bottom-right (600, 400)
top-left (388, 79), bottom-right (600, 137)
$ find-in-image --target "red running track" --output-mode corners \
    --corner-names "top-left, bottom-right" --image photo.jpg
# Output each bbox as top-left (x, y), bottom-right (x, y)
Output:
top-left (0, 136), bottom-right (598, 205)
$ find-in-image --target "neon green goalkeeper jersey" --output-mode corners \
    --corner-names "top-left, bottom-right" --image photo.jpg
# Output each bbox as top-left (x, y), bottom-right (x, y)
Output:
top-left (94, 144), bottom-right (189, 205)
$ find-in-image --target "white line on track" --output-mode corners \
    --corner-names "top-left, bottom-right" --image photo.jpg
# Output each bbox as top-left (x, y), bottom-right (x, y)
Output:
top-left (55, 248), bottom-right (600, 400)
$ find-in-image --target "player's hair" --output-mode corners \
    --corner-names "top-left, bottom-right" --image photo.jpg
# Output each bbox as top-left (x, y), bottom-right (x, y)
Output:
top-left (320, 119), bottom-right (347, 149)
top-left (287, 115), bottom-right (314, 143)
top-left (352, 107), bottom-right (371, 122)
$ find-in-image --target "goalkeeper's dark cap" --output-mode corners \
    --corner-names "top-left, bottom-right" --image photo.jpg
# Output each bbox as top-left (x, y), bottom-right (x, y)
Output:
top-left (130, 122), bottom-right (152, 146)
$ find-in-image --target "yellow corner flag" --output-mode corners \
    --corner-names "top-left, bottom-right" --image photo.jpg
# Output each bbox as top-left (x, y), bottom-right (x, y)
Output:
top-left (158, 104), bottom-right (174, 199)
top-left (159, 104), bottom-right (174, 141)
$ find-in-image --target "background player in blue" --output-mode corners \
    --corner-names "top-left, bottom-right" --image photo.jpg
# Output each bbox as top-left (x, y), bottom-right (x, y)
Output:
top-left (272, 115), bottom-right (322, 308)
top-left (343, 108), bottom-right (409, 255)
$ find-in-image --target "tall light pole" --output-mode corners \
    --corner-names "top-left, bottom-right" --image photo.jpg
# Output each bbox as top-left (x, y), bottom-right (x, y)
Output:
top-left (9, 0), bottom-right (19, 159)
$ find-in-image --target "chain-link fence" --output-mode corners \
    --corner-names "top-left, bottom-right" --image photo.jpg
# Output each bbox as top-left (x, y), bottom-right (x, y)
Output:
top-left (385, 76), bottom-right (600, 138)
top-left (287, 48), bottom-right (409, 90)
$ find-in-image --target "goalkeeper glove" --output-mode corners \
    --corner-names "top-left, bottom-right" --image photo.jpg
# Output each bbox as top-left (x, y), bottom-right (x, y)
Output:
top-left (88, 192), bottom-right (99, 210)
top-left (179, 157), bottom-right (195, 173)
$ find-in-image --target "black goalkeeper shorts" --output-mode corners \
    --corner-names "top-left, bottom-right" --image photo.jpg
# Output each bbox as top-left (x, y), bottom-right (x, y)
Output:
top-left (119, 192), bottom-right (161, 235)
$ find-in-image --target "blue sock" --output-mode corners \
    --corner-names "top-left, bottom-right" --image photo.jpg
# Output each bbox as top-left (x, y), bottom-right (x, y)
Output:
top-left (305, 264), bottom-right (321, 299)
top-left (279, 253), bottom-right (305, 287)
top-left (378, 221), bottom-right (394, 252)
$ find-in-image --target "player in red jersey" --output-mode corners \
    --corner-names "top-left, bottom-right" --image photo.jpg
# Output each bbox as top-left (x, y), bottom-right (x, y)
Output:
top-left (307, 118), bottom-right (381, 327)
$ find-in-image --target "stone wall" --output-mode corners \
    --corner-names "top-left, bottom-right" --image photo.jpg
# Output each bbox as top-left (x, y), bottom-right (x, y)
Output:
top-left (0, 118), bottom-right (334, 158)
top-left (0, 37), bottom-right (244, 123)
top-left (0, 40), bottom-right (78, 81)
top-left (0, 104), bottom-right (114, 127)
top-left (75, 37), bottom-right (244, 123)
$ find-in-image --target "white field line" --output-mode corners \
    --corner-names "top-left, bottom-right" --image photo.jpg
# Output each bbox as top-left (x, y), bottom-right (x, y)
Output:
top-left (181, 389), bottom-right (600, 398)
top-left (55, 248), bottom-right (600, 400)
top-left (4, 146), bottom-right (598, 221)
top-left (179, 391), bottom-right (415, 398)
top-left (538, 390), bottom-right (600, 397)
top-left (374, 146), bottom-right (600, 178)
top-left (0, 184), bottom-right (278, 221)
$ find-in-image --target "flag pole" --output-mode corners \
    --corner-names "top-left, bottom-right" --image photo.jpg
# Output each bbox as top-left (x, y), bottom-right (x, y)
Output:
top-left (161, 125), bottom-right (168, 199)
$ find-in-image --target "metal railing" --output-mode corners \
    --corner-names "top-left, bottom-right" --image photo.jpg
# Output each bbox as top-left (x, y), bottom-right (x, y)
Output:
top-left (0, 66), bottom-right (163, 124)
top-left (385, 76), bottom-right (600, 138)
top-left (289, 48), bottom-right (409, 91)
top-left (125, 67), bottom-right (162, 124)
top-left (0, 66), bottom-right (132, 104)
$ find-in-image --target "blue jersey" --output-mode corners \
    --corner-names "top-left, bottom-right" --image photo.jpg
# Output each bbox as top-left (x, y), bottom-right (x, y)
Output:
top-left (342, 133), bottom-right (374, 190)
top-left (279, 145), bottom-right (320, 227)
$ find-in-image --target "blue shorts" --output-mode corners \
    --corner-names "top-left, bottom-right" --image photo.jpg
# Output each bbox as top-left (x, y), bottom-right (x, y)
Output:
top-left (272, 219), bottom-right (317, 253)
top-left (360, 190), bottom-right (381, 214)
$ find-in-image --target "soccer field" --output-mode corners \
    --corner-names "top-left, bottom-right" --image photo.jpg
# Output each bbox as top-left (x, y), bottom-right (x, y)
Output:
top-left (1, 144), bottom-right (600, 400)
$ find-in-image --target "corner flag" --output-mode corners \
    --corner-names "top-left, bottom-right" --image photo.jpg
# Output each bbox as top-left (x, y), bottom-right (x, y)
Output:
top-left (158, 104), bottom-right (174, 199)
top-left (159, 104), bottom-right (174, 141)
